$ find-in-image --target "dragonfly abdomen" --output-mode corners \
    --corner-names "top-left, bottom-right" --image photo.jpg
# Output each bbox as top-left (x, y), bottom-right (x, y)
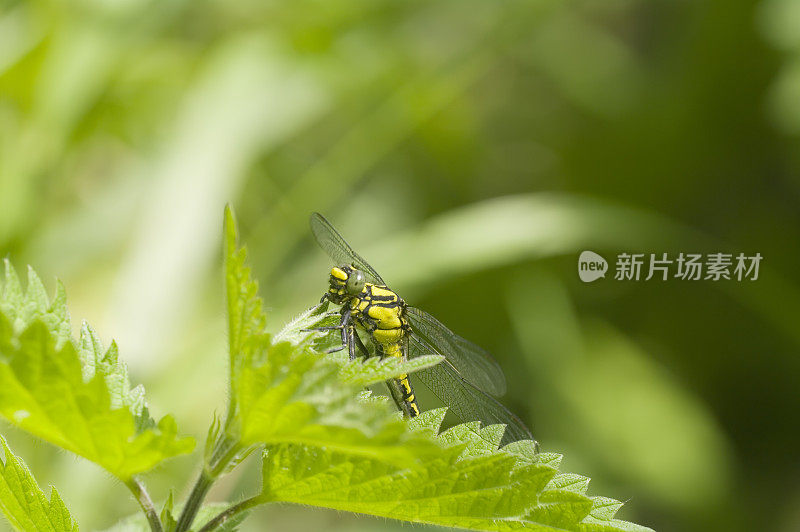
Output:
top-left (389, 373), bottom-right (420, 417)
top-left (349, 284), bottom-right (419, 417)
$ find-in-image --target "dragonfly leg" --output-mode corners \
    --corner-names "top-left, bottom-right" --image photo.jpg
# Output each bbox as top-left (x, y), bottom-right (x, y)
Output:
top-left (301, 306), bottom-right (351, 333)
top-left (353, 330), bottom-right (370, 358)
top-left (319, 307), bottom-right (356, 357)
top-left (345, 324), bottom-right (371, 360)
top-left (327, 307), bottom-right (369, 361)
top-left (338, 306), bottom-right (352, 344)
top-left (345, 325), bottom-right (357, 360)
top-left (307, 307), bottom-right (356, 356)
top-left (338, 307), bottom-right (368, 361)
top-left (323, 344), bottom-right (346, 354)
top-left (304, 325), bottom-right (342, 331)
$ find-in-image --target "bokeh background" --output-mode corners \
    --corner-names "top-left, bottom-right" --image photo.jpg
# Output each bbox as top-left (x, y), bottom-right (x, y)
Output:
top-left (1, 0), bottom-right (799, 530)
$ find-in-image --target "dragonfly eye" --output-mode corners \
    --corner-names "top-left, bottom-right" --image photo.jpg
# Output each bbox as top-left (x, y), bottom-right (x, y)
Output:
top-left (346, 269), bottom-right (366, 294)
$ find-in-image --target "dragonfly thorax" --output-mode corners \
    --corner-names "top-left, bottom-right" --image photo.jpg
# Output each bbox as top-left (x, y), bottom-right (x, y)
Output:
top-left (325, 264), bottom-right (409, 348)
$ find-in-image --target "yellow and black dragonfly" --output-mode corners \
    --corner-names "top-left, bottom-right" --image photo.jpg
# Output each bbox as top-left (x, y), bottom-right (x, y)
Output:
top-left (310, 212), bottom-right (533, 444)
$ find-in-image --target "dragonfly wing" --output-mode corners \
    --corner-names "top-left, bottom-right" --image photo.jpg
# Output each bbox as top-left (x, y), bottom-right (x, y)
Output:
top-left (310, 212), bottom-right (386, 285)
top-left (406, 307), bottom-right (507, 397)
top-left (408, 336), bottom-right (532, 444)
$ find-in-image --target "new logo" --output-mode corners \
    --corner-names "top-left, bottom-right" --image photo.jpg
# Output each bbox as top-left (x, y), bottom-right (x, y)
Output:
top-left (578, 251), bottom-right (608, 283)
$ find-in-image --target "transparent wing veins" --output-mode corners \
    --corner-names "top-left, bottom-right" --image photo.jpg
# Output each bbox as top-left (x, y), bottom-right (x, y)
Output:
top-left (408, 336), bottom-right (532, 444)
top-left (406, 307), bottom-right (507, 397)
top-left (309, 212), bottom-right (385, 285)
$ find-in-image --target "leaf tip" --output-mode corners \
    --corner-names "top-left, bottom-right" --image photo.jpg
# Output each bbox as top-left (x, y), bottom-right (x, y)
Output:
top-left (224, 204), bottom-right (238, 250)
top-left (409, 407), bottom-right (448, 434)
top-left (0, 434), bottom-right (8, 463)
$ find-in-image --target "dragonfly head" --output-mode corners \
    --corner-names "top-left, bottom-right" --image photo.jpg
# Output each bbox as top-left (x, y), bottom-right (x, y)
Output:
top-left (326, 264), bottom-right (366, 304)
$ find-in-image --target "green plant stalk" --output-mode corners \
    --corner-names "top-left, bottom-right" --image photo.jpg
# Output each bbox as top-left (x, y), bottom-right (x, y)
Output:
top-left (175, 434), bottom-right (243, 532)
top-left (125, 476), bottom-right (163, 532)
top-left (196, 496), bottom-right (263, 532)
top-left (175, 471), bottom-right (213, 532)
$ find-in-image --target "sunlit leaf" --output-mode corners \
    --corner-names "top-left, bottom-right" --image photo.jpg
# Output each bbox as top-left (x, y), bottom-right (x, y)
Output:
top-left (261, 409), bottom-right (652, 531)
top-left (0, 435), bottom-right (78, 532)
top-left (224, 205), bottom-right (269, 398)
top-left (0, 262), bottom-right (194, 480)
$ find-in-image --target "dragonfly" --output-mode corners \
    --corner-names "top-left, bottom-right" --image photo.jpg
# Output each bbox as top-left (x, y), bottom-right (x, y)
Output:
top-left (309, 212), bottom-right (533, 444)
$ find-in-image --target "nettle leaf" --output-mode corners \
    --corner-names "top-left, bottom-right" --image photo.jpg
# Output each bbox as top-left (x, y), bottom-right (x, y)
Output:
top-left (0, 264), bottom-right (71, 348)
top-left (0, 435), bottom-right (78, 532)
top-left (334, 352), bottom-right (443, 387)
top-left (235, 340), bottom-right (440, 463)
top-left (261, 409), bottom-right (653, 532)
top-left (224, 205), bottom-right (268, 399)
top-left (160, 491), bottom-right (177, 532)
top-left (0, 262), bottom-right (194, 480)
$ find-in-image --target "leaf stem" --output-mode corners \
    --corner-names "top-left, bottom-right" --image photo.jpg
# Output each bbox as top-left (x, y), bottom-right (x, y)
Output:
top-left (125, 476), bottom-right (163, 532)
top-left (175, 435), bottom-right (242, 532)
top-left (174, 469), bottom-right (214, 532)
top-left (196, 496), bottom-right (263, 532)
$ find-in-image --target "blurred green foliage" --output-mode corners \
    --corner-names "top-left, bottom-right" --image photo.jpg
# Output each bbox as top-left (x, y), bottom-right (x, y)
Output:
top-left (0, 0), bottom-right (798, 531)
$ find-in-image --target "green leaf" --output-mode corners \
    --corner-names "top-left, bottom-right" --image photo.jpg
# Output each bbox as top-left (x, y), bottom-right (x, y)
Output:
top-left (0, 435), bottom-right (79, 532)
top-left (224, 205), bottom-right (268, 400)
top-left (261, 409), bottom-right (653, 532)
top-left (161, 491), bottom-right (177, 532)
top-left (0, 262), bottom-right (194, 480)
top-left (330, 350), bottom-right (443, 386)
top-left (0, 264), bottom-right (71, 348)
top-left (235, 340), bottom-right (439, 464)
